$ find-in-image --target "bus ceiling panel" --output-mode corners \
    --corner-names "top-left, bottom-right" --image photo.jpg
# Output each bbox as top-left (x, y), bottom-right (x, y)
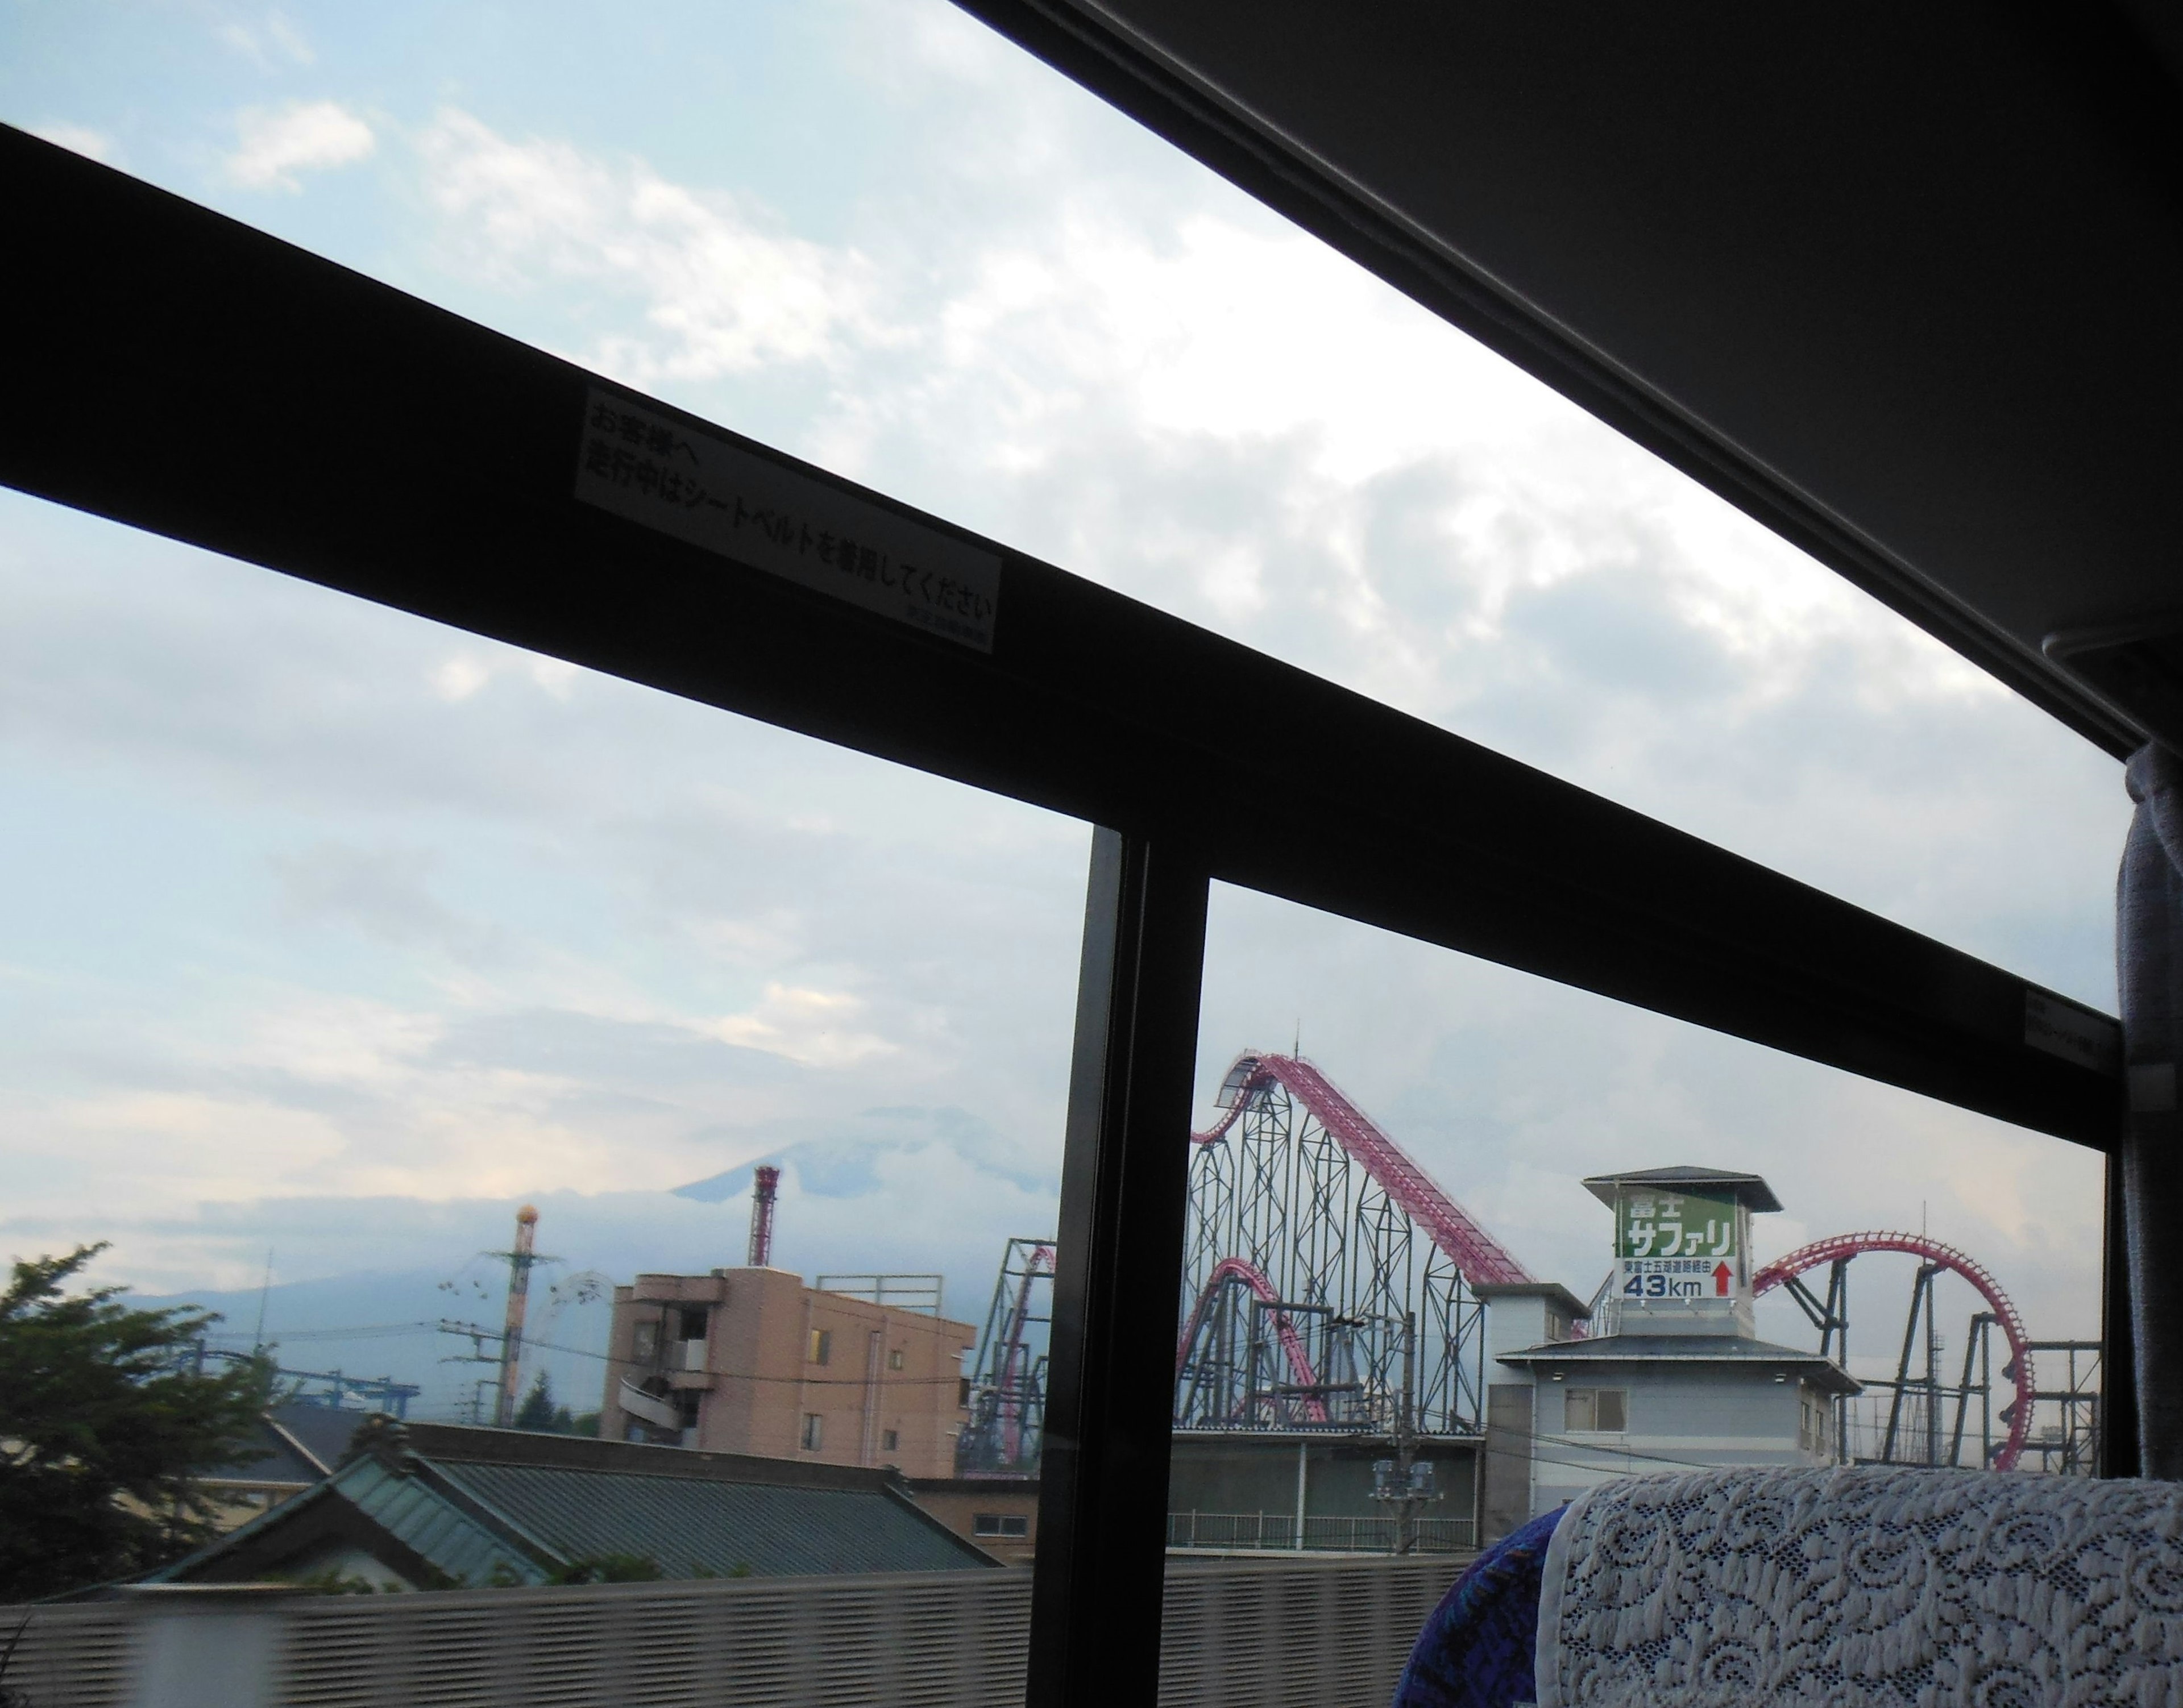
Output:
top-left (0, 125), bottom-right (2121, 1147)
top-left (948, 0), bottom-right (2183, 758)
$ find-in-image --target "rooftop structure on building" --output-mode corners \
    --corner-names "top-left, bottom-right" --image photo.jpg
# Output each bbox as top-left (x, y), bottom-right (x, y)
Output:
top-left (157, 1420), bottom-right (998, 1589)
top-left (1581, 1166), bottom-right (1786, 1215)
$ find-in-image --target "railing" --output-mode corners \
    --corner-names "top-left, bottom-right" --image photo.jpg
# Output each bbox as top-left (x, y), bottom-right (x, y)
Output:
top-left (1167, 1511), bottom-right (1476, 1553)
top-left (5, 1553), bottom-right (1465, 1708)
top-left (617, 1376), bottom-right (681, 1431)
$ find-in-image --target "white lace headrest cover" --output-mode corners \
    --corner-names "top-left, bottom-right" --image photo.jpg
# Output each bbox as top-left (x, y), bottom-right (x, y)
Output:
top-left (1536, 1465), bottom-right (2183, 1706)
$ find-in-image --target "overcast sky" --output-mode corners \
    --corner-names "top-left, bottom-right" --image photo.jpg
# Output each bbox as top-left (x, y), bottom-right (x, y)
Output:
top-left (1, 2), bottom-right (2127, 1412)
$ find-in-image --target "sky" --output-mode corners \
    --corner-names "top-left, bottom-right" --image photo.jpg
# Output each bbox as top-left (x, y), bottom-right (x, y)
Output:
top-left (0, 1), bottom-right (2128, 1418)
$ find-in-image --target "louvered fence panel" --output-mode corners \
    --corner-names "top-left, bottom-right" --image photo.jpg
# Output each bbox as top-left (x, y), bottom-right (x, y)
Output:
top-left (611, 1585), bottom-right (709, 1707)
top-left (9, 1553), bottom-right (1461, 1706)
top-left (1155, 1555), bottom-right (1462, 1708)
top-left (280, 1599), bottom-right (392, 1707)
top-left (1156, 1564), bottom-right (1214, 1707)
top-left (1329, 1558), bottom-right (1384, 1694)
top-left (514, 1588), bottom-right (624, 1706)
top-left (1273, 1565), bottom-right (1330, 1708)
top-left (4, 1605), bottom-right (134, 1708)
top-left (718, 1581), bottom-right (800, 1708)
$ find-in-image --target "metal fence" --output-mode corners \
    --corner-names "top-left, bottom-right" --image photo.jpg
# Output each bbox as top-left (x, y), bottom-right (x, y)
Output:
top-left (1166, 1512), bottom-right (1476, 1554)
top-left (4, 1553), bottom-right (1463, 1708)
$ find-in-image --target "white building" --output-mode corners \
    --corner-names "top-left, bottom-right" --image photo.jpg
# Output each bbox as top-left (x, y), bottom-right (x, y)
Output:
top-left (1478, 1167), bottom-right (1860, 1537)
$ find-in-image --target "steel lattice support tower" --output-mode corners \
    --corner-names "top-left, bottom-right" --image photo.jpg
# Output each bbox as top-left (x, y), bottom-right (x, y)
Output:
top-left (1174, 1054), bottom-right (1526, 1437)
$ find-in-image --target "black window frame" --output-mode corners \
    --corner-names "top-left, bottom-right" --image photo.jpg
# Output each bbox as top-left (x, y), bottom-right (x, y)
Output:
top-left (0, 126), bottom-right (2128, 1707)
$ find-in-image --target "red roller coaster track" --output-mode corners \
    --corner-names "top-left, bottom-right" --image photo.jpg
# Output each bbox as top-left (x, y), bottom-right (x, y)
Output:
top-left (1753, 1231), bottom-right (2035, 1470)
top-left (1190, 1054), bottom-right (1533, 1288)
top-left (1173, 1257), bottom-right (1331, 1423)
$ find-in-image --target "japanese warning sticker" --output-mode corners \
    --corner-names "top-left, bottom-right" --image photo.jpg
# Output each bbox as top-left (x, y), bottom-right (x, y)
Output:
top-left (574, 388), bottom-right (1001, 653)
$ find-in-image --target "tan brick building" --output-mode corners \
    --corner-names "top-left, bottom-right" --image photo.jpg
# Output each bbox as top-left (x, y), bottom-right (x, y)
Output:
top-left (601, 1268), bottom-right (976, 1479)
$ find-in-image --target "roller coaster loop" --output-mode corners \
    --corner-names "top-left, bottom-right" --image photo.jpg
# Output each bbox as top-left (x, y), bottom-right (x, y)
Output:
top-left (1753, 1231), bottom-right (2035, 1470)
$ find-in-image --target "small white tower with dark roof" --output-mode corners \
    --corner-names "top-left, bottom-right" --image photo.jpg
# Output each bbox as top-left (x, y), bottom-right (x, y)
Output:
top-left (1479, 1165), bottom-right (1860, 1537)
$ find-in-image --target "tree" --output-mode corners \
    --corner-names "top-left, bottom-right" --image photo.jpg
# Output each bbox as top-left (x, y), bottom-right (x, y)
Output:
top-left (512, 1372), bottom-right (576, 1434)
top-left (0, 1245), bottom-right (272, 1601)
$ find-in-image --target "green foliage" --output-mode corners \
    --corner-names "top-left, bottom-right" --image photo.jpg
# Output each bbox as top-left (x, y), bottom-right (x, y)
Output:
top-left (545, 1554), bottom-right (663, 1585)
top-left (0, 1244), bottom-right (272, 1602)
top-left (512, 1373), bottom-right (578, 1435)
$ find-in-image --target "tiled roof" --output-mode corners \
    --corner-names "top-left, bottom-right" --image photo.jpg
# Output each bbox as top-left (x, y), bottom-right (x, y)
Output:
top-left (436, 1461), bottom-right (982, 1578)
top-left (338, 1455), bottom-right (548, 1587)
top-left (207, 1405), bottom-right (377, 1491)
top-left (208, 1418), bottom-right (325, 1489)
top-left (1580, 1167), bottom-right (1784, 1214)
top-left (268, 1403), bottom-right (373, 1472)
top-left (160, 1421), bottom-right (997, 1586)
top-left (1499, 1333), bottom-right (1861, 1394)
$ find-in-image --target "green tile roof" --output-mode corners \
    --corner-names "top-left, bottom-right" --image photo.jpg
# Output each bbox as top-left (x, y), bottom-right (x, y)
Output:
top-left (159, 1423), bottom-right (997, 1587)
top-left (433, 1461), bottom-right (983, 1579)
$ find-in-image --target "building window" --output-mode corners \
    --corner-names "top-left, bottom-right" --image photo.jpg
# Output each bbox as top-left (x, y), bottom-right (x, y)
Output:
top-left (882, 1428), bottom-right (899, 1452)
top-left (800, 1413), bottom-right (824, 1451)
top-left (677, 1304), bottom-right (709, 1341)
top-left (958, 1376), bottom-right (973, 1406)
top-left (974, 1513), bottom-right (1030, 1538)
top-left (632, 1320), bottom-right (659, 1360)
top-left (809, 1328), bottom-right (832, 1365)
top-left (1566, 1387), bottom-right (1628, 1432)
top-left (675, 1391), bottom-right (702, 1431)
top-left (1800, 1391), bottom-right (1831, 1454)
top-left (889, 1348), bottom-right (904, 1370)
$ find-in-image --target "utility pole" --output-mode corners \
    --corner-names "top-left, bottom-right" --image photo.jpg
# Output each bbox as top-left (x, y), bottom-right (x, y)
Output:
top-left (1371, 1311), bottom-right (1437, 1555)
top-left (1397, 1311), bottom-right (1417, 1554)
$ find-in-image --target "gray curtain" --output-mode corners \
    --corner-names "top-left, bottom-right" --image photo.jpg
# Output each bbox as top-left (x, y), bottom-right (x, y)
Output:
top-left (2120, 742), bottom-right (2183, 1475)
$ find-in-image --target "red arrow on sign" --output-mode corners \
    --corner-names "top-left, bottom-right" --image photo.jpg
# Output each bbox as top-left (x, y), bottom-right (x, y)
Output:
top-left (1712, 1262), bottom-right (1732, 1296)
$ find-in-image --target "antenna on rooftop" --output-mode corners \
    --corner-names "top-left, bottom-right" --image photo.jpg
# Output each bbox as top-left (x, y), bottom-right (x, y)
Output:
top-left (749, 1166), bottom-right (781, 1268)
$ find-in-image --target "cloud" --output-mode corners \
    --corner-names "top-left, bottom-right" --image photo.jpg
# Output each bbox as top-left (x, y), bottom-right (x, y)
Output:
top-left (702, 985), bottom-right (900, 1070)
top-left (226, 99), bottom-right (374, 191)
top-left (269, 841), bottom-right (521, 967)
top-left (30, 123), bottom-right (118, 164)
top-left (218, 10), bottom-right (315, 69)
top-left (417, 110), bottom-right (880, 381)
